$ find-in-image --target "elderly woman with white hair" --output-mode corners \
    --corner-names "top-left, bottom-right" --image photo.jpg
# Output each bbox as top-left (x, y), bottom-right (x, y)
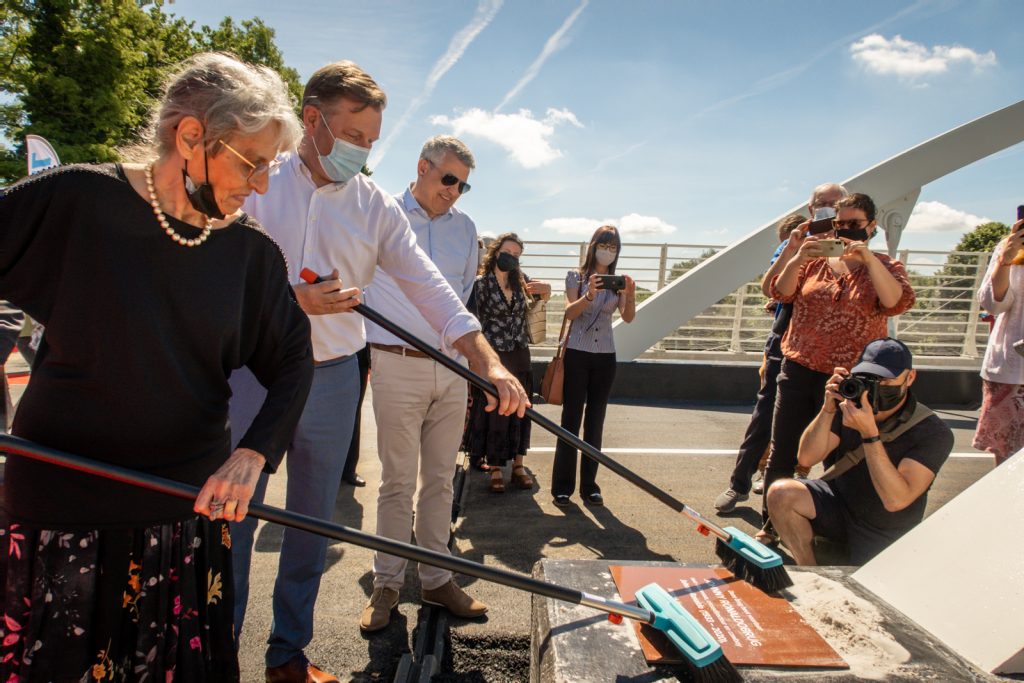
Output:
top-left (0, 52), bottom-right (312, 680)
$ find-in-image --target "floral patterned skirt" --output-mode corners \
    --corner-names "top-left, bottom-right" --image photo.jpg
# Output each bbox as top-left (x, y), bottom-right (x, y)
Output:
top-left (973, 379), bottom-right (1024, 465)
top-left (0, 516), bottom-right (238, 682)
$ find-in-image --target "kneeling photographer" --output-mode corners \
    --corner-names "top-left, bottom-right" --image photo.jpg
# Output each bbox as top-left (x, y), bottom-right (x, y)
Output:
top-left (766, 338), bottom-right (953, 565)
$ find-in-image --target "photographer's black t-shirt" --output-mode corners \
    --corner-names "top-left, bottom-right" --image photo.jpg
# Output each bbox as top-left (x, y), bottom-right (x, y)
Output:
top-left (826, 397), bottom-right (953, 534)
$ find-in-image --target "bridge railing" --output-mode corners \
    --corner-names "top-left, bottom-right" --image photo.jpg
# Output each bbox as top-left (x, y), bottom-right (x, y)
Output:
top-left (514, 240), bottom-right (992, 360)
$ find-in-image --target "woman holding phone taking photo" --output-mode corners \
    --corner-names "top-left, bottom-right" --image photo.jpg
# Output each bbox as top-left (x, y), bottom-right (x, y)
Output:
top-left (551, 225), bottom-right (636, 507)
top-left (972, 210), bottom-right (1024, 466)
top-left (761, 193), bottom-right (915, 540)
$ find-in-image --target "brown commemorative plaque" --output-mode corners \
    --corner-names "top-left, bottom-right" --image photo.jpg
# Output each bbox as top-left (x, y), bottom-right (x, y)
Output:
top-left (610, 565), bottom-right (847, 668)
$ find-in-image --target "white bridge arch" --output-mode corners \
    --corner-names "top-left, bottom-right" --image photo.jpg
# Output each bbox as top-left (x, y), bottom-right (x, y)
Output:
top-left (613, 99), bottom-right (1024, 361)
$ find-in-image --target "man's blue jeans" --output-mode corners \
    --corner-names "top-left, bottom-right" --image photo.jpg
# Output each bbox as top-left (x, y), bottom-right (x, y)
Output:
top-left (227, 355), bottom-right (359, 667)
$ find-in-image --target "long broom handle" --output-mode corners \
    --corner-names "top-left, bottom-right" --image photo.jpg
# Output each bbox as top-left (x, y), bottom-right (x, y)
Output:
top-left (352, 300), bottom-right (733, 543)
top-left (0, 434), bottom-right (652, 625)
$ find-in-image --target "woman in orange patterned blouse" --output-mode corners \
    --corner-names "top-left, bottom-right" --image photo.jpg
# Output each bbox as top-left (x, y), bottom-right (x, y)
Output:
top-left (760, 193), bottom-right (916, 539)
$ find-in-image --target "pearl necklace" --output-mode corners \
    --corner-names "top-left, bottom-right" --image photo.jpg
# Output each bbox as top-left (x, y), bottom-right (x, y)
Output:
top-left (145, 163), bottom-right (212, 247)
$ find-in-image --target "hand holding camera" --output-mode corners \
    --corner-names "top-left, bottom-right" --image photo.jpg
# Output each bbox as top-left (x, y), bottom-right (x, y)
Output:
top-left (1001, 206), bottom-right (1024, 266)
top-left (826, 368), bottom-right (879, 433)
top-left (595, 273), bottom-right (626, 293)
top-left (794, 235), bottom-right (830, 262)
top-left (807, 207), bottom-right (837, 236)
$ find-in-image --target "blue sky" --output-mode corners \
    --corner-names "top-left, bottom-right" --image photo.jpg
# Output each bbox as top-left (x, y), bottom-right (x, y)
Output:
top-left (156, 1), bottom-right (1023, 250)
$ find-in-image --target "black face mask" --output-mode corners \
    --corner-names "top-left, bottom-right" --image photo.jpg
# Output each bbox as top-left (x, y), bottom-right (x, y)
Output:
top-left (182, 146), bottom-right (225, 220)
top-left (875, 381), bottom-right (907, 412)
top-left (836, 227), bottom-right (870, 242)
top-left (496, 252), bottom-right (519, 273)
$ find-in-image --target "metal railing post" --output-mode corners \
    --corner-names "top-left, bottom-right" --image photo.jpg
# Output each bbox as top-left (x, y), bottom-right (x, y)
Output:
top-left (657, 244), bottom-right (668, 290)
top-left (890, 249), bottom-right (911, 338)
top-left (728, 284), bottom-right (748, 353)
top-left (961, 252), bottom-right (990, 358)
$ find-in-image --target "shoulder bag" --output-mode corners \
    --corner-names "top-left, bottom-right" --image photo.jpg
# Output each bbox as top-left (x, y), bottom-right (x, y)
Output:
top-left (525, 297), bottom-right (548, 344)
top-left (540, 279), bottom-right (582, 405)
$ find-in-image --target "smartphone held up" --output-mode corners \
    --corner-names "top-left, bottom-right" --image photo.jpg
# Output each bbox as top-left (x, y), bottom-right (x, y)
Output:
top-left (596, 274), bottom-right (626, 293)
top-left (807, 207), bottom-right (837, 236)
top-left (815, 239), bottom-right (845, 258)
top-left (1011, 204), bottom-right (1024, 266)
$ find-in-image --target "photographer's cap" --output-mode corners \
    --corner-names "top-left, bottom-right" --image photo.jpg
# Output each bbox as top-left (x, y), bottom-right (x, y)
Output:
top-left (851, 337), bottom-right (913, 378)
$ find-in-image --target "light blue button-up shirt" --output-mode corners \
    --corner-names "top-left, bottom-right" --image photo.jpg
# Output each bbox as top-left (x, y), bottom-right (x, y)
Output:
top-left (364, 187), bottom-right (479, 357)
top-left (244, 154), bottom-right (478, 359)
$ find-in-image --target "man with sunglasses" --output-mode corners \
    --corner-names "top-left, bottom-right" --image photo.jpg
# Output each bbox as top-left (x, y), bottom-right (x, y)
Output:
top-left (715, 184), bottom-right (848, 514)
top-left (766, 338), bottom-right (952, 565)
top-left (225, 67), bottom-right (527, 683)
top-left (757, 192), bottom-right (916, 545)
top-left (361, 135), bottom-right (491, 632)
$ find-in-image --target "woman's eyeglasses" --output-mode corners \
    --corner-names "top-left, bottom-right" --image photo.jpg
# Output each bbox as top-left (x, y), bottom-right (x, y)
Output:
top-left (219, 140), bottom-right (281, 182)
top-left (832, 218), bottom-right (869, 230)
top-left (595, 244), bottom-right (619, 253)
top-left (428, 160), bottom-right (471, 194)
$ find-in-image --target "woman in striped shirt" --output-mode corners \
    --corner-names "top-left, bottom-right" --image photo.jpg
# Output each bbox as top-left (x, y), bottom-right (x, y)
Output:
top-left (551, 225), bottom-right (636, 507)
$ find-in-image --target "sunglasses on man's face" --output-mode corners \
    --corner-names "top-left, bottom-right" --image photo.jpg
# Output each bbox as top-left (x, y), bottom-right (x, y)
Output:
top-left (429, 160), bottom-right (471, 194)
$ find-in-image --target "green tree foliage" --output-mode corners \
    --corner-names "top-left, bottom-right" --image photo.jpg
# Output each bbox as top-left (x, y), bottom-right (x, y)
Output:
top-left (933, 221), bottom-right (1008, 312)
top-left (668, 248), bottom-right (718, 283)
top-left (0, 1), bottom-right (302, 183)
top-left (954, 221), bottom-right (1009, 253)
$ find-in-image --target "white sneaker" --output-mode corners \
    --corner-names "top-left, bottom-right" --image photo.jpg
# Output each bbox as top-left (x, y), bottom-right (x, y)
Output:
top-left (752, 474), bottom-right (765, 495)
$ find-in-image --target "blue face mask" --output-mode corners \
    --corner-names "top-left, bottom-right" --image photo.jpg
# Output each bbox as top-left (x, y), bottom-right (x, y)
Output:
top-left (314, 111), bottom-right (369, 183)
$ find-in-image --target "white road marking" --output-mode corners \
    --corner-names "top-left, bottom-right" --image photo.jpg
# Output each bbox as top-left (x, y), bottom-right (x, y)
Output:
top-left (525, 447), bottom-right (989, 459)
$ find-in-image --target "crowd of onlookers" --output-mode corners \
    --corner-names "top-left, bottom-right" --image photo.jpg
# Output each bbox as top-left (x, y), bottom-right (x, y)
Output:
top-left (0, 49), bottom-right (1020, 683)
top-left (712, 183), bottom-right (1023, 567)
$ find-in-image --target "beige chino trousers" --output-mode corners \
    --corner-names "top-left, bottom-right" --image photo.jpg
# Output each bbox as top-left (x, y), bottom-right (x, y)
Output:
top-left (370, 348), bottom-right (468, 590)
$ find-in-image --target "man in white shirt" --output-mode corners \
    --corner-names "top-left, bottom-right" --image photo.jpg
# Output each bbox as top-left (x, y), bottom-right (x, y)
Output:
top-left (227, 64), bottom-right (528, 683)
top-left (360, 136), bottom-right (488, 633)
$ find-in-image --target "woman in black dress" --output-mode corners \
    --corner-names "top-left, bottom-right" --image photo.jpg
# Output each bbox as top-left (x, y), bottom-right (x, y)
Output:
top-left (0, 53), bottom-right (312, 681)
top-left (466, 233), bottom-right (550, 492)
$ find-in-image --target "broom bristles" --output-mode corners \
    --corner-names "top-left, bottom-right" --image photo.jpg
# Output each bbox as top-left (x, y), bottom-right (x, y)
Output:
top-left (680, 652), bottom-right (743, 683)
top-left (715, 538), bottom-right (794, 592)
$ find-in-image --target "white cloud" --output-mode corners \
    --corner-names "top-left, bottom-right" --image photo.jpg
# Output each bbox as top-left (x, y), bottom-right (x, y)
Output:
top-left (431, 107), bottom-right (582, 168)
top-left (541, 213), bottom-right (677, 237)
top-left (850, 34), bottom-right (996, 79)
top-left (905, 201), bottom-right (990, 233)
top-left (369, 0), bottom-right (503, 168)
top-left (495, 0), bottom-right (589, 112)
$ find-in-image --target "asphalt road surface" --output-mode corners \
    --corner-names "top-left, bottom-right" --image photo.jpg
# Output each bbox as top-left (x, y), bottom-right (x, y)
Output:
top-left (234, 393), bottom-right (993, 682)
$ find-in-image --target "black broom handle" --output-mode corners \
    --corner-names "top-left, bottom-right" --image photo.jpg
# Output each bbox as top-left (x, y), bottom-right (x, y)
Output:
top-left (355, 302), bottom-right (699, 518)
top-left (0, 434), bottom-right (652, 623)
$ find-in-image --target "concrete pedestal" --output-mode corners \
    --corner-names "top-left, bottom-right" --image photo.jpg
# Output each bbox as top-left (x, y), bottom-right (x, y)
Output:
top-left (530, 560), bottom-right (998, 682)
top-left (854, 449), bottom-right (1024, 674)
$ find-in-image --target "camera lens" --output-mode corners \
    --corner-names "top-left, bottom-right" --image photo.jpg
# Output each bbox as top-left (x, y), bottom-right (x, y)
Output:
top-left (838, 377), bottom-right (865, 400)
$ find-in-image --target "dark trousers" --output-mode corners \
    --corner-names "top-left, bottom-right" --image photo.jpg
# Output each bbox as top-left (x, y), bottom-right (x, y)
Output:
top-left (342, 344), bottom-right (371, 481)
top-left (728, 341), bottom-right (783, 494)
top-left (762, 358), bottom-right (829, 521)
top-left (551, 348), bottom-right (616, 497)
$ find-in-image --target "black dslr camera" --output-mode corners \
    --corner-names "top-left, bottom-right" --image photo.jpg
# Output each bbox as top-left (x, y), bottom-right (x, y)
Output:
top-left (838, 374), bottom-right (881, 409)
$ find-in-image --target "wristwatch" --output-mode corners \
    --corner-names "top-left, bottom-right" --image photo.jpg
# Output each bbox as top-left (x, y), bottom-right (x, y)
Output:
top-left (861, 434), bottom-right (881, 444)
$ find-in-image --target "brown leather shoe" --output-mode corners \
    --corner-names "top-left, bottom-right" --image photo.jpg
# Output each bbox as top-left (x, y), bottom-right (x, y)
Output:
top-left (421, 579), bottom-right (488, 618)
top-left (359, 586), bottom-right (400, 632)
top-left (265, 656), bottom-right (339, 683)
